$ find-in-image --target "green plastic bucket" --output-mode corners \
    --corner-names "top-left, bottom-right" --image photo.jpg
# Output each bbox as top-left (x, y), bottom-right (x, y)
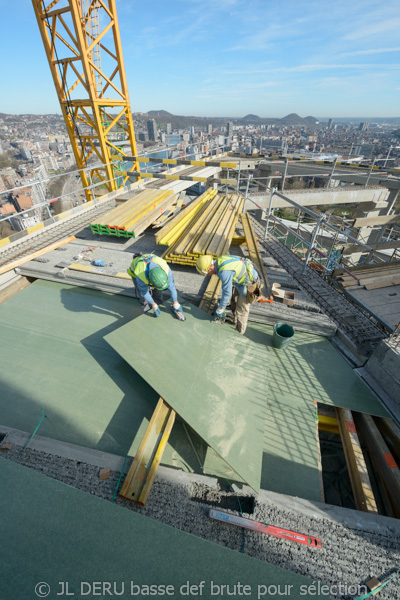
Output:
top-left (272, 322), bottom-right (295, 349)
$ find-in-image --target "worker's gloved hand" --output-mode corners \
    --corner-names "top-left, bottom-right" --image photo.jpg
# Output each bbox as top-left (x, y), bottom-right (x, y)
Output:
top-left (152, 303), bottom-right (161, 317)
top-left (171, 303), bottom-right (186, 321)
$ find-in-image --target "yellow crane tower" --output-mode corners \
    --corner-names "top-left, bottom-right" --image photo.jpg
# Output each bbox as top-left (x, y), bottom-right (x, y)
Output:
top-left (31, 0), bottom-right (139, 202)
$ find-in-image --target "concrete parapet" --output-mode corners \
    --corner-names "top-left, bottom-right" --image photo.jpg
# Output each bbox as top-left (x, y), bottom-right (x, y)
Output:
top-left (365, 340), bottom-right (400, 416)
top-left (246, 185), bottom-right (388, 210)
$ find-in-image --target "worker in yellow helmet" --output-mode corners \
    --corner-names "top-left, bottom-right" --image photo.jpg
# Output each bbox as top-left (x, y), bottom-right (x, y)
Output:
top-left (196, 254), bottom-right (261, 334)
top-left (127, 253), bottom-right (185, 321)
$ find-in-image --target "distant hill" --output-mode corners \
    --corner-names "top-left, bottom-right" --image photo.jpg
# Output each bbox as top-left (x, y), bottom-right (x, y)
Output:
top-left (147, 110), bottom-right (174, 118)
top-left (304, 116), bottom-right (319, 125)
top-left (134, 110), bottom-right (323, 129)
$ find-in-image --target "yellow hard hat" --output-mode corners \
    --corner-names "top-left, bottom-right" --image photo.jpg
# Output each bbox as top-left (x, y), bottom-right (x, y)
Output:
top-left (196, 254), bottom-right (213, 275)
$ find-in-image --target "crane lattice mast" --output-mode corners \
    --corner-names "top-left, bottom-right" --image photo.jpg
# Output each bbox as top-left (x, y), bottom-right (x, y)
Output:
top-left (32, 0), bottom-right (139, 202)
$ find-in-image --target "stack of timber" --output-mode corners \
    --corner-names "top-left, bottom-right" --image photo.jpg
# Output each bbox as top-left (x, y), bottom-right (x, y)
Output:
top-left (156, 190), bottom-right (244, 266)
top-left (151, 192), bottom-right (188, 229)
top-left (334, 263), bottom-right (400, 291)
top-left (89, 189), bottom-right (177, 239)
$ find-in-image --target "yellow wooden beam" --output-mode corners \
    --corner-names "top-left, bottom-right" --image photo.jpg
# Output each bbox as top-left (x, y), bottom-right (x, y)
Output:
top-left (318, 415), bottom-right (340, 435)
top-left (354, 412), bottom-right (400, 518)
top-left (336, 408), bottom-right (378, 513)
top-left (119, 398), bottom-right (175, 505)
top-left (0, 236), bottom-right (76, 276)
top-left (240, 213), bottom-right (271, 299)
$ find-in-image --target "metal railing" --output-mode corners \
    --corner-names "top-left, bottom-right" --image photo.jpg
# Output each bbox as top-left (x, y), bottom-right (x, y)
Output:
top-left (387, 324), bottom-right (400, 350)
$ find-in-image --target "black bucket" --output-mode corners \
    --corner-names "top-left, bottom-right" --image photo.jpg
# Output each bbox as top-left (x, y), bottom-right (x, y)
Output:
top-left (272, 322), bottom-right (295, 349)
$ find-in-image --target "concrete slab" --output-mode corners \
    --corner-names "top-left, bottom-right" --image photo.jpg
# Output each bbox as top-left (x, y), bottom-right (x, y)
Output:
top-left (0, 458), bottom-right (328, 600)
top-left (349, 286), bottom-right (400, 329)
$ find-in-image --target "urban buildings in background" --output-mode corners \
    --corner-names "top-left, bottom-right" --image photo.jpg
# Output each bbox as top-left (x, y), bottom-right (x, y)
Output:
top-left (147, 118), bottom-right (158, 141)
top-left (0, 113), bottom-right (76, 233)
top-left (1, 110), bottom-right (399, 236)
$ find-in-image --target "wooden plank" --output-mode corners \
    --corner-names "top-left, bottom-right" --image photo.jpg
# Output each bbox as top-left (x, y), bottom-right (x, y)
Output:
top-left (119, 398), bottom-right (176, 505)
top-left (67, 264), bottom-right (131, 279)
top-left (215, 196), bottom-right (244, 256)
top-left (375, 418), bottom-right (400, 465)
top-left (155, 190), bottom-right (216, 244)
top-left (0, 236), bottom-right (76, 276)
top-left (199, 274), bottom-right (221, 314)
top-left (207, 195), bottom-right (241, 256)
top-left (191, 195), bottom-right (229, 255)
top-left (174, 196), bottom-right (221, 255)
top-left (240, 213), bottom-right (271, 299)
top-left (127, 193), bottom-right (178, 237)
top-left (0, 276), bottom-right (32, 304)
top-left (335, 408), bottom-right (378, 513)
top-left (365, 278), bottom-right (400, 290)
top-left (354, 412), bottom-right (400, 517)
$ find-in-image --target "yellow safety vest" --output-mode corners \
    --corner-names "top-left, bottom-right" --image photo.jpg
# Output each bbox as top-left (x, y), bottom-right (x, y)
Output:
top-left (216, 255), bottom-right (257, 285)
top-left (127, 254), bottom-right (170, 284)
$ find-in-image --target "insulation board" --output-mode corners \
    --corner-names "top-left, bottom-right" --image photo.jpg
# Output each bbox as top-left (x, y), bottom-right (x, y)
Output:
top-left (0, 459), bottom-right (329, 600)
top-left (106, 301), bottom-right (269, 493)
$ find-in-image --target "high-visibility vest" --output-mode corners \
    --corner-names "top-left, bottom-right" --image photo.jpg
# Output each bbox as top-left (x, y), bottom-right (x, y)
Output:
top-left (216, 255), bottom-right (257, 285)
top-left (127, 254), bottom-right (170, 284)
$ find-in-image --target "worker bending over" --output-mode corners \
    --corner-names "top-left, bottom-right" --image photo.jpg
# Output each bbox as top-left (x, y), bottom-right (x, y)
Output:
top-left (128, 253), bottom-right (185, 321)
top-left (196, 254), bottom-right (261, 334)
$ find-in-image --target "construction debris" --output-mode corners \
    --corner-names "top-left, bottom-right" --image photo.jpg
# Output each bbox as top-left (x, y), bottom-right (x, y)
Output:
top-left (99, 468), bottom-right (111, 480)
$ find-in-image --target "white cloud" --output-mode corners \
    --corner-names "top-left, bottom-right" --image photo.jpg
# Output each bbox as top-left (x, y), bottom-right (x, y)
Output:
top-left (344, 18), bottom-right (400, 41)
top-left (340, 47), bottom-right (400, 57)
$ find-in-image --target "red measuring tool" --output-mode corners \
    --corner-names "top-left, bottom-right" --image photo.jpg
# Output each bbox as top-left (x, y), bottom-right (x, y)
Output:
top-left (209, 509), bottom-right (321, 548)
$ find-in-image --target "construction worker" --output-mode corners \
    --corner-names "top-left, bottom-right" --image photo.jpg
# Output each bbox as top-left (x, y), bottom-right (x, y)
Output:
top-left (128, 253), bottom-right (185, 321)
top-left (196, 254), bottom-right (261, 334)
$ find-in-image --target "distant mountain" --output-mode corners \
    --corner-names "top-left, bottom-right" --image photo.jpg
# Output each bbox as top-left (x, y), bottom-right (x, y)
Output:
top-left (147, 110), bottom-right (174, 118)
top-left (134, 111), bottom-right (319, 129)
top-left (280, 113), bottom-right (303, 125)
top-left (304, 116), bottom-right (319, 125)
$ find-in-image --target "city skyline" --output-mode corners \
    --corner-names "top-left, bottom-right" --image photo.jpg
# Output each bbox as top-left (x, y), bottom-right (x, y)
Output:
top-left (0, 0), bottom-right (399, 117)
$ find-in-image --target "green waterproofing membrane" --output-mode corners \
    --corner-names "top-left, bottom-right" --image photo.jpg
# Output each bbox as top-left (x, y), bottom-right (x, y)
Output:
top-left (245, 324), bottom-right (390, 501)
top-left (0, 280), bottom-right (193, 463)
top-left (0, 460), bottom-right (328, 600)
top-left (106, 301), bottom-right (270, 493)
top-left (0, 280), bottom-right (390, 502)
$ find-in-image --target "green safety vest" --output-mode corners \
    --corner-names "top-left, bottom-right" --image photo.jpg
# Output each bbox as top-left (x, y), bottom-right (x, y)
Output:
top-left (216, 255), bottom-right (257, 285)
top-left (127, 254), bottom-right (170, 284)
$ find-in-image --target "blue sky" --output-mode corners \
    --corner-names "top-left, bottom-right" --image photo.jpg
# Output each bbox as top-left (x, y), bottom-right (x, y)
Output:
top-left (0, 0), bottom-right (399, 117)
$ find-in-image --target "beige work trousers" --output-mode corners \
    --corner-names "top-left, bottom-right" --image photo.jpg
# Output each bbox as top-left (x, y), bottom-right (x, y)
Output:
top-left (231, 281), bottom-right (260, 334)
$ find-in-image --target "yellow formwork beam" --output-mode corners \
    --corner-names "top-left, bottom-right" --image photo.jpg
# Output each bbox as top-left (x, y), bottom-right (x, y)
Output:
top-left (156, 190), bottom-right (217, 247)
top-left (119, 398), bottom-right (175, 505)
top-left (318, 415), bottom-right (340, 435)
top-left (336, 408), bottom-right (378, 513)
